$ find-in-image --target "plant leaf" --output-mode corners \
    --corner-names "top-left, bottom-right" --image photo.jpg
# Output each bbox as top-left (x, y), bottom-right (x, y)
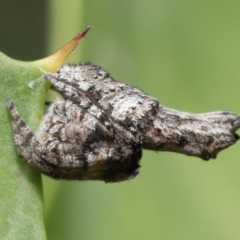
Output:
top-left (0, 52), bottom-right (48, 239)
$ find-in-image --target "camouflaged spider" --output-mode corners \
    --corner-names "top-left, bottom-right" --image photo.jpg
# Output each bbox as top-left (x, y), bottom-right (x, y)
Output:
top-left (7, 63), bottom-right (240, 182)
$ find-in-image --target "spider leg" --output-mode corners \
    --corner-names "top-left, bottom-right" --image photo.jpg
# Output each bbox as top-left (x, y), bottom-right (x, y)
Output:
top-left (6, 98), bottom-right (53, 174)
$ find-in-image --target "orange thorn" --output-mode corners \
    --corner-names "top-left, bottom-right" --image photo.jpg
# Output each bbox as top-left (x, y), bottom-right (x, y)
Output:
top-left (33, 26), bottom-right (91, 72)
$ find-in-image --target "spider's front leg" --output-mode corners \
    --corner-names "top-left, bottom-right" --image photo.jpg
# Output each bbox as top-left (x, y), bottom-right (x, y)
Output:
top-left (6, 98), bottom-right (54, 175)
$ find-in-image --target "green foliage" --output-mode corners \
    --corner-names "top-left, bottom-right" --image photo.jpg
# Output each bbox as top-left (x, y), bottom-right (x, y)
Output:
top-left (0, 53), bottom-right (48, 239)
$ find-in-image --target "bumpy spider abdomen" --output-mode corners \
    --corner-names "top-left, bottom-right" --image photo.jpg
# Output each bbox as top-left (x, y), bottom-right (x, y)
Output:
top-left (7, 98), bottom-right (142, 182)
top-left (46, 63), bottom-right (240, 160)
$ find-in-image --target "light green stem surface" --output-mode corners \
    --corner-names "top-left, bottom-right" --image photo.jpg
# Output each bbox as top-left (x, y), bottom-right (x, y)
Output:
top-left (0, 52), bottom-right (48, 240)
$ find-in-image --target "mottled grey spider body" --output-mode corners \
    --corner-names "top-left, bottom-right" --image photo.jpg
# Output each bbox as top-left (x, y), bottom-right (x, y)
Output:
top-left (7, 63), bottom-right (240, 182)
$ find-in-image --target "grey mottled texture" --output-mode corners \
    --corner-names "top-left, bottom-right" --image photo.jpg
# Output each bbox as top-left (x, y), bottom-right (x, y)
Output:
top-left (6, 63), bottom-right (240, 182)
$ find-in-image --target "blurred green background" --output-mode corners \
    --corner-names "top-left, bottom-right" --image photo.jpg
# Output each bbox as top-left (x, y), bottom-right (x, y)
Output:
top-left (1, 1), bottom-right (240, 239)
